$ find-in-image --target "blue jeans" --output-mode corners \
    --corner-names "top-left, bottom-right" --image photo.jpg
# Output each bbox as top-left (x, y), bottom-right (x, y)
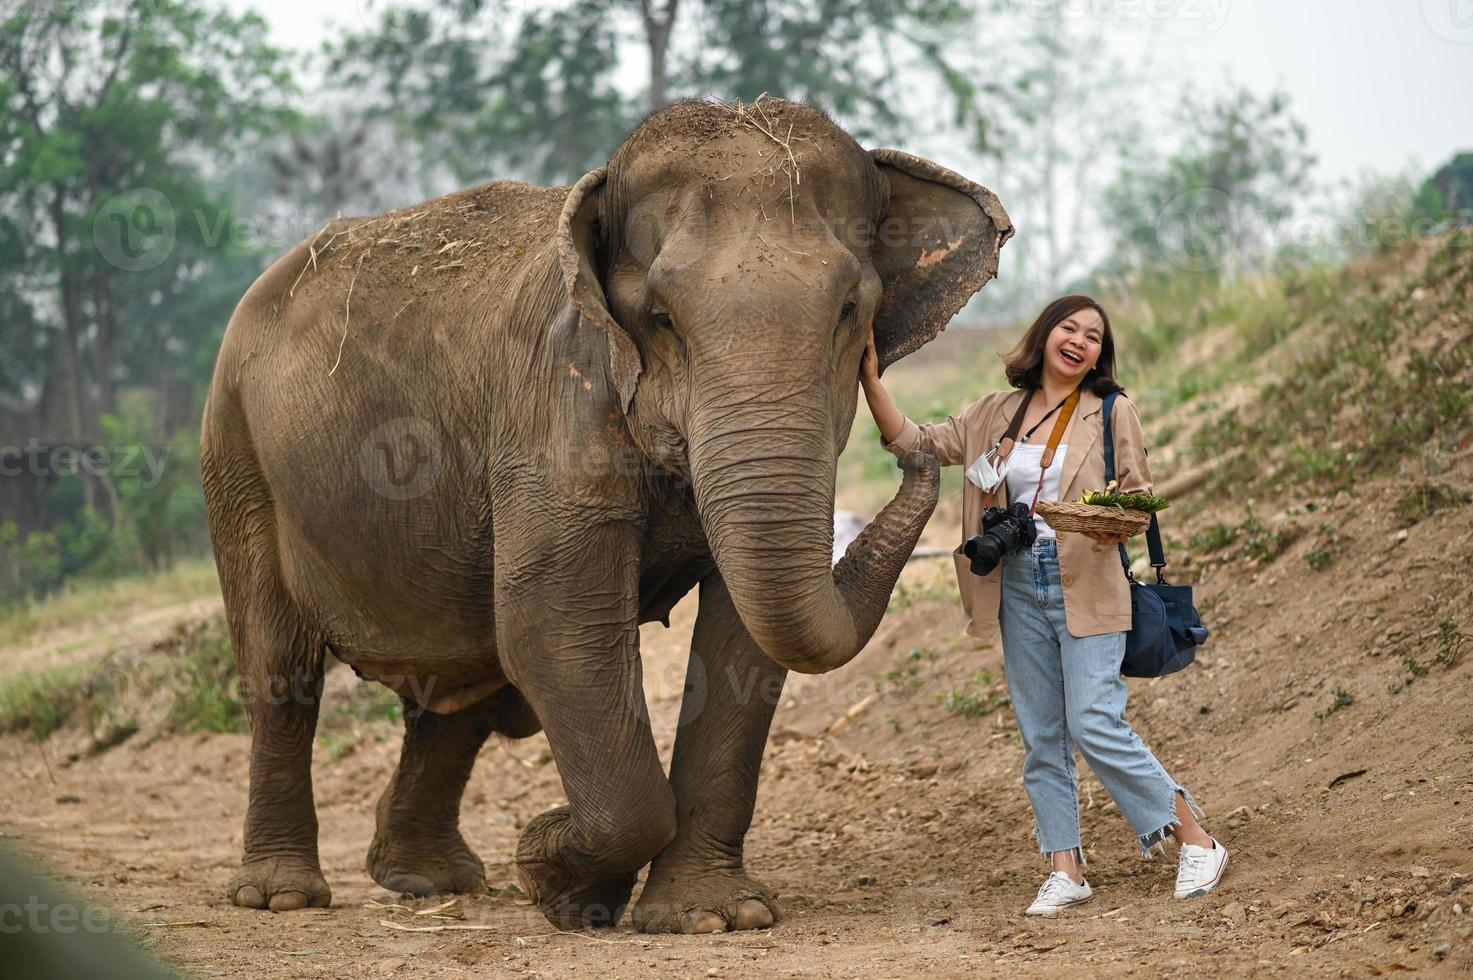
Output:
top-left (999, 537), bottom-right (1202, 861)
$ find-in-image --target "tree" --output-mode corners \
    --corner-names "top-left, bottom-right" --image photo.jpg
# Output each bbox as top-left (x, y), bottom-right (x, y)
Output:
top-left (325, 0), bottom-right (981, 186)
top-left (950, 2), bottom-right (1150, 315)
top-left (1410, 151), bottom-right (1473, 229)
top-left (0, 0), bottom-right (295, 577)
top-left (1099, 86), bottom-right (1316, 278)
top-left (1, 0), bottom-right (295, 440)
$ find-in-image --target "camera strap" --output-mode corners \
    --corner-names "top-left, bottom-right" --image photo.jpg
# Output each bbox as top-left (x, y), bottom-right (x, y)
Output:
top-left (1027, 388), bottom-right (1080, 515)
top-left (984, 387), bottom-right (1081, 513)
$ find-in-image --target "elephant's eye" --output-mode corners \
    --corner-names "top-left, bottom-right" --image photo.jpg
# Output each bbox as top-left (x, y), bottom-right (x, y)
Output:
top-left (651, 309), bottom-right (674, 330)
top-left (839, 300), bottom-right (857, 323)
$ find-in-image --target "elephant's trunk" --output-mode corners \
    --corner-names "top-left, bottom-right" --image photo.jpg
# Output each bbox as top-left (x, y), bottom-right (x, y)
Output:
top-left (686, 380), bottom-right (940, 674)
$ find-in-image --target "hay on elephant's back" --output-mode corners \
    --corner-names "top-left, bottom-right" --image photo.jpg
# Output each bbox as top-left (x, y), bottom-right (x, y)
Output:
top-left (294, 181), bottom-right (566, 293)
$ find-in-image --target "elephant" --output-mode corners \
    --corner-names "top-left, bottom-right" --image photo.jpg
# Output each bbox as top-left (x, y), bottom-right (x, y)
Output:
top-left (200, 96), bottom-right (1010, 933)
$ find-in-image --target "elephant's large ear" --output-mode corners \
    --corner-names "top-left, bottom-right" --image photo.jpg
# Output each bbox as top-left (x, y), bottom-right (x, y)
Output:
top-left (557, 167), bottom-right (641, 410)
top-left (868, 149), bottom-right (1013, 371)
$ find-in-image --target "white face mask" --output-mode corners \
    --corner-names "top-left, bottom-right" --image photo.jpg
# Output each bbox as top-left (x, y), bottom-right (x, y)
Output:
top-left (965, 445), bottom-right (1011, 492)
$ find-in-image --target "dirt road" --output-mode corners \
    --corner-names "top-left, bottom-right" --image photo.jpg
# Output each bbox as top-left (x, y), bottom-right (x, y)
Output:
top-left (4, 459), bottom-right (1471, 977)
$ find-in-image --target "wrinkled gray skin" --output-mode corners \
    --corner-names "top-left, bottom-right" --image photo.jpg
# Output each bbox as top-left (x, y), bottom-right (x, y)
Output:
top-left (201, 99), bottom-right (1010, 933)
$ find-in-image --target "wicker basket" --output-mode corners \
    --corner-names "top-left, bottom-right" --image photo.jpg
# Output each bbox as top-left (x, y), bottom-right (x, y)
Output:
top-left (1035, 499), bottom-right (1153, 538)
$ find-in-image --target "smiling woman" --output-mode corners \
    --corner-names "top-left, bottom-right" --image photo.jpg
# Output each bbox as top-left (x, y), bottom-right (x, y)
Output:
top-left (859, 293), bottom-right (1230, 915)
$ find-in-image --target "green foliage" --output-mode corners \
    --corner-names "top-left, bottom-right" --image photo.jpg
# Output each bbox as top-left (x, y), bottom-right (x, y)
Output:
top-left (1314, 688), bottom-right (1353, 720)
top-left (942, 668), bottom-right (1007, 721)
top-left (1304, 524), bottom-right (1339, 571)
top-left (1078, 489), bottom-right (1171, 513)
top-left (0, 665), bottom-right (90, 740)
top-left (1101, 86), bottom-right (1315, 278)
top-left (1175, 230), bottom-right (1473, 502)
top-left (887, 575), bottom-right (954, 612)
top-left (1392, 483), bottom-right (1470, 527)
top-left (883, 647), bottom-right (939, 690)
top-left (1410, 152), bottom-right (1473, 230)
top-left (1, 0), bottom-right (298, 601)
top-left (1436, 620), bottom-right (1468, 670)
top-left (326, 0), bottom-right (976, 186)
top-left (1189, 516), bottom-right (1299, 564)
top-left (1, 397), bottom-right (209, 607)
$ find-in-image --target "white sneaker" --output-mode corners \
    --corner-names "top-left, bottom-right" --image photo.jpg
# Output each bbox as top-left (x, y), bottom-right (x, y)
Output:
top-left (1025, 871), bottom-right (1093, 915)
top-left (1175, 838), bottom-right (1229, 898)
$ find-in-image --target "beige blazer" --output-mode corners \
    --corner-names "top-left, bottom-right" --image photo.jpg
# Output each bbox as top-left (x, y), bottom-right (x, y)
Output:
top-left (883, 386), bottom-right (1153, 642)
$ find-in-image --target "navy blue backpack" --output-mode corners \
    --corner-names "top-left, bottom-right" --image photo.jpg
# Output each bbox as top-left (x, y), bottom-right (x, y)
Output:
top-left (1102, 392), bottom-right (1210, 677)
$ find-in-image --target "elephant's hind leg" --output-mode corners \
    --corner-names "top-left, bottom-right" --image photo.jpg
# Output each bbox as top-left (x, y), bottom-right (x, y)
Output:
top-left (205, 438), bottom-right (329, 911)
top-left (368, 685), bottom-right (541, 897)
top-left (632, 574), bottom-right (784, 934)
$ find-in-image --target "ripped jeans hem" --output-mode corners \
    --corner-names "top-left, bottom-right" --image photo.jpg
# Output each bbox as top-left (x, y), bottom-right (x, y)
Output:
top-left (1032, 826), bottom-right (1087, 867)
top-left (1137, 785), bottom-right (1206, 858)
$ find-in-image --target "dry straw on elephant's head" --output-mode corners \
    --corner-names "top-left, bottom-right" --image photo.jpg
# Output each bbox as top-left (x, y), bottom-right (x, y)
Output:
top-left (715, 92), bottom-right (811, 225)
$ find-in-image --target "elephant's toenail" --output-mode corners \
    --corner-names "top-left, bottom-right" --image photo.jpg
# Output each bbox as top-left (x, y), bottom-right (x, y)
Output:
top-left (234, 885), bottom-right (265, 908)
top-left (681, 911), bottom-right (728, 934)
top-left (732, 899), bottom-right (773, 930)
top-left (269, 891), bottom-right (309, 911)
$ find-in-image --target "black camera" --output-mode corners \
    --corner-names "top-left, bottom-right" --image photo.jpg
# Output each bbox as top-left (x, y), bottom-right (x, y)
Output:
top-left (964, 501), bottom-right (1037, 576)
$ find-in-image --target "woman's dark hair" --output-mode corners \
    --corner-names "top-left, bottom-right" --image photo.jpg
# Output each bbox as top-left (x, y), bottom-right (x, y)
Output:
top-left (1003, 294), bottom-right (1124, 397)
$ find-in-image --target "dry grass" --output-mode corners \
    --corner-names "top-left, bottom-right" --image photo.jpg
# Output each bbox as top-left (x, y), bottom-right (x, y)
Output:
top-left (718, 92), bottom-right (810, 226)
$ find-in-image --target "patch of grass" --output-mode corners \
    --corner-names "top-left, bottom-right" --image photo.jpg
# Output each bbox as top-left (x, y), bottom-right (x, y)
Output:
top-left (1189, 515), bottom-right (1300, 564)
top-left (0, 665), bottom-right (91, 740)
top-left (163, 618), bottom-right (247, 734)
top-left (1435, 619), bottom-right (1468, 669)
top-left (317, 674), bottom-right (405, 760)
top-left (1314, 688), bottom-right (1354, 720)
top-left (1239, 517), bottom-right (1300, 563)
top-left (1305, 524), bottom-right (1340, 571)
top-left (1393, 483), bottom-right (1471, 527)
top-left (887, 576), bottom-right (954, 613)
top-left (1389, 651), bottom-right (1430, 695)
top-left (1188, 522), bottom-right (1237, 554)
top-left (0, 557), bottom-right (219, 652)
top-left (942, 668), bottom-right (1008, 721)
top-left (0, 593), bottom-right (422, 753)
top-left (882, 647), bottom-right (939, 691)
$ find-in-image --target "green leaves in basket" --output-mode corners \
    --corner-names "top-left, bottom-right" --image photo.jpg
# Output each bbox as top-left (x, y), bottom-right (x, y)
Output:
top-left (1077, 489), bottom-right (1172, 513)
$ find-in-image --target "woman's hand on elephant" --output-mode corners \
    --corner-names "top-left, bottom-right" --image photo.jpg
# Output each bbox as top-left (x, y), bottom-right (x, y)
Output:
top-left (859, 329), bottom-right (880, 385)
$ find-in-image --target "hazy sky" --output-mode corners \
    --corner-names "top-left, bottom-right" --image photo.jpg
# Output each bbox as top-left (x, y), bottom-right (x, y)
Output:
top-left (232, 0), bottom-right (1473, 186)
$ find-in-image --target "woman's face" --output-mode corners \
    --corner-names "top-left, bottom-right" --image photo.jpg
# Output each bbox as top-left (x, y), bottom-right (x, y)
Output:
top-left (1043, 307), bottom-right (1105, 384)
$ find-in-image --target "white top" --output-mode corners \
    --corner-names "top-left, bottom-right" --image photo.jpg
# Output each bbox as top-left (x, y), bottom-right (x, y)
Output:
top-left (1003, 443), bottom-right (1068, 539)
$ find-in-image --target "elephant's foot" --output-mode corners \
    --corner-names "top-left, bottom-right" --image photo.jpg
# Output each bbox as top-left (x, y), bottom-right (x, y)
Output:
top-left (515, 806), bottom-right (635, 929)
top-left (367, 828), bottom-right (486, 897)
top-left (631, 867), bottom-right (780, 934)
top-left (229, 855), bottom-right (331, 911)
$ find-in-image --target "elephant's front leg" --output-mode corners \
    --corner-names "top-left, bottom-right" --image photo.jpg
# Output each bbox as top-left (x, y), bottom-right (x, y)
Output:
top-left (496, 506), bottom-right (677, 929)
top-left (632, 573), bottom-right (786, 934)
